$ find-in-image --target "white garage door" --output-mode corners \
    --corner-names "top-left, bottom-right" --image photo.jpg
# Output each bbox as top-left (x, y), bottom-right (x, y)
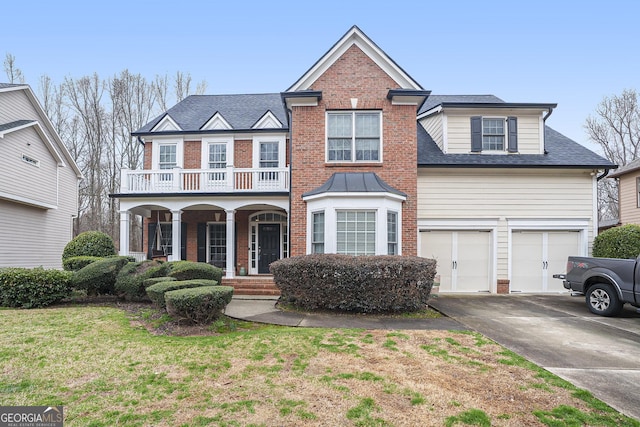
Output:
top-left (420, 230), bottom-right (491, 292)
top-left (511, 230), bottom-right (580, 293)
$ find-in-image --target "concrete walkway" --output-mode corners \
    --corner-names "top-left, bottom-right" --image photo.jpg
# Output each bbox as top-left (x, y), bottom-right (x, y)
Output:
top-left (224, 295), bottom-right (467, 330)
top-left (225, 293), bottom-right (640, 421)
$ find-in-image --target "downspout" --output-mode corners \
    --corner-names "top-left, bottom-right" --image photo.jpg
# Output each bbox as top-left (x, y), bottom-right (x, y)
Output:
top-left (542, 107), bottom-right (554, 154)
top-left (596, 169), bottom-right (609, 181)
top-left (286, 107), bottom-right (293, 259)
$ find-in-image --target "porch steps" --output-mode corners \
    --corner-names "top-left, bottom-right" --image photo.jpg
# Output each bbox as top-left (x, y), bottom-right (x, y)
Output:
top-left (222, 276), bottom-right (281, 296)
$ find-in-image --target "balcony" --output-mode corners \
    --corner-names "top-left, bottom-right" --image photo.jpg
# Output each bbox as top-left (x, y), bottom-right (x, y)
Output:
top-left (119, 167), bottom-right (289, 194)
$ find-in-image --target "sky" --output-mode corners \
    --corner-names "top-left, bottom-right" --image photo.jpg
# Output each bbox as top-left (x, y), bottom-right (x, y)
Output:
top-left (2, 0), bottom-right (639, 154)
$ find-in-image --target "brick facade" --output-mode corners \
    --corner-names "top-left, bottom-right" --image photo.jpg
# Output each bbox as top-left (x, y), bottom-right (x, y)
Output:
top-left (289, 45), bottom-right (418, 256)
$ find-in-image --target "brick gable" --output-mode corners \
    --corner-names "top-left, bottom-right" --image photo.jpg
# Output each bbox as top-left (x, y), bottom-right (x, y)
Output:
top-left (289, 44), bottom-right (418, 256)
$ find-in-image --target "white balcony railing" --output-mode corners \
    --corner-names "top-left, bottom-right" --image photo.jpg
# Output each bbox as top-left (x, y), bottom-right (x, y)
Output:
top-left (119, 167), bottom-right (289, 194)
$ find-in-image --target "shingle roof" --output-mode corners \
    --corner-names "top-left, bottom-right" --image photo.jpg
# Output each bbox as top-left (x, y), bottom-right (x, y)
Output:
top-left (608, 158), bottom-right (640, 178)
top-left (419, 95), bottom-right (505, 114)
top-left (0, 119), bottom-right (35, 133)
top-left (417, 125), bottom-right (616, 169)
top-left (134, 93), bottom-right (288, 134)
top-left (303, 172), bottom-right (406, 198)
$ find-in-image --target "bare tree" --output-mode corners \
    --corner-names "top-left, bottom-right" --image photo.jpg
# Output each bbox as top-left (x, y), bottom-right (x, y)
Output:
top-left (3, 53), bottom-right (25, 84)
top-left (585, 89), bottom-right (640, 220)
top-left (153, 74), bottom-right (169, 111)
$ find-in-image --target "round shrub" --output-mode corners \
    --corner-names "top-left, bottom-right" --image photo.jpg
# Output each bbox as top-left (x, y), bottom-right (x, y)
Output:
top-left (0, 267), bottom-right (72, 308)
top-left (165, 286), bottom-right (234, 324)
top-left (271, 255), bottom-right (437, 313)
top-left (71, 256), bottom-right (130, 295)
top-left (62, 231), bottom-right (116, 262)
top-left (63, 255), bottom-right (103, 271)
top-left (167, 261), bottom-right (223, 282)
top-left (146, 279), bottom-right (218, 309)
top-left (114, 260), bottom-right (170, 301)
top-left (593, 224), bottom-right (640, 259)
top-left (143, 277), bottom-right (176, 288)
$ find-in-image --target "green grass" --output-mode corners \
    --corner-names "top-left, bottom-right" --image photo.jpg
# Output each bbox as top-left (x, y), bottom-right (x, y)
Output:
top-left (0, 306), bottom-right (637, 426)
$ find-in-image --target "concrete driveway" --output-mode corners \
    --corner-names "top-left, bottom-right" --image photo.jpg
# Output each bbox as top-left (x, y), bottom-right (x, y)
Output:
top-left (428, 294), bottom-right (640, 421)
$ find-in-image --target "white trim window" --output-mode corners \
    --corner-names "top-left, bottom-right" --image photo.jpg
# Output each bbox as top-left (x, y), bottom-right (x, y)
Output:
top-left (387, 211), bottom-right (398, 255)
top-left (159, 144), bottom-right (177, 169)
top-left (482, 118), bottom-right (505, 151)
top-left (327, 111), bottom-right (381, 162)
top-left (337, 210), bottom-right (376, 255)
top-left (208, 143), bottom-right (227, 181)
top-left (312, 211), bottom-right (325, 254)
top-left (208, 222), bottom-right (226, 268)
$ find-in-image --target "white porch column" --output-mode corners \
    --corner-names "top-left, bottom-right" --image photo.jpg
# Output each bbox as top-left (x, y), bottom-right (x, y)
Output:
top-left (119, 211), bottom-right (130, 256)
top-left (170, 209), bottom-right (182, 261)
top-left (225, 209), bottom-right (236, 278)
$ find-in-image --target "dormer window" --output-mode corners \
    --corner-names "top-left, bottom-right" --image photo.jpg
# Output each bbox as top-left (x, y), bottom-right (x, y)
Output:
top-left (471, 116), bottom-right (518, 153)
top-left (327, 111), bottom-right (381, 162)
top-left (482, 118), bottom-right (505, 151)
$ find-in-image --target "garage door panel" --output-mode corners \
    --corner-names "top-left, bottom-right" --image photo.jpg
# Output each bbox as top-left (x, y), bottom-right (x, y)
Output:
top-left (512, 230), bottom-right (580, 293)
top-left (420, 230), bottom-right (491, 293)
top-left (457, 232), bottom-right (491, 292)
top-left (546, 231), bottom-right (580, 292)
top-left (420, 231), bottom-right (453, 292)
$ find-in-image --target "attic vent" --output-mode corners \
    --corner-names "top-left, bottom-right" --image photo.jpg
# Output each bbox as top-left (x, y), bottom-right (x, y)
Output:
top-left (22, 154), bottom-right (39, 167)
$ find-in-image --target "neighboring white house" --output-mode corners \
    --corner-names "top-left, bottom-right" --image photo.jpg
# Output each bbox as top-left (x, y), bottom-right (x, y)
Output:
top-left (0, 83), bottom-right (82, 269)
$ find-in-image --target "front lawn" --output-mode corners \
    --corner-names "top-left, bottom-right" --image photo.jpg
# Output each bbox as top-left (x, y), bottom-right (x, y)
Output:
top-left (0, 306), bottom-right (637, 426)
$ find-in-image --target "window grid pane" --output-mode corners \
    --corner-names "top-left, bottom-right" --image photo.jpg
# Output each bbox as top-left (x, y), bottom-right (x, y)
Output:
top-left (387, 211), bottom-right (398, 255)
top-left (482, 118), bottom-right (505, 151)
top-left (259, 142), bottom-right (279, 168)
top-left (159, 145), bottom-right (177, 169)
top-left (328, 112), bottom-right (380, 162)
top-left (336, 210), bottom-right (376, 255)
top-left (158, 223), bottom-right (172, 256)
top-left (208, 224), bottom-right (226, 267)
top-left (312, 212), bottom-right (325, 254)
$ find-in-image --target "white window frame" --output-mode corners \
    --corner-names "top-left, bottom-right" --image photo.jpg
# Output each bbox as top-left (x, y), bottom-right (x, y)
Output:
top-left (336, 210), bottom-right (377, 255)
top-left (252, 135), bottom-right (286, 168)
top-left (326, 111), bottom-right (383, 163)
top-left (207, 221), bottom-right (227, 268)
top-left (201, 136), bottom-right (234, 169)
top-left (311, 211), bottom-right (325, 254)
top-left (305, 194), bottom-right (403, 255)
top-left (481, 117), bottom-right (506, 152)
top-left (152, 138), bottom-right (183, 170)
top-left (387, 211), bottom-right (398, 255)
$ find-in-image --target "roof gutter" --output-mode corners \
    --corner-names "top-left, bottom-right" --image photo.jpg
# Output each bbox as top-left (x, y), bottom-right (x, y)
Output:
top-left (597, 169), bottom-right (610, 181)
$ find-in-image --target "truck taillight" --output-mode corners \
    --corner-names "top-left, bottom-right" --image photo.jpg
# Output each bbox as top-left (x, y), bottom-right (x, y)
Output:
top-left (566, 261), bottom-right (573, 274)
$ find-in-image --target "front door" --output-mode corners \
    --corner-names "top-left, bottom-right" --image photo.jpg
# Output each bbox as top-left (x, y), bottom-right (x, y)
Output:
top-left (258, 224), bottom-right (280, 274)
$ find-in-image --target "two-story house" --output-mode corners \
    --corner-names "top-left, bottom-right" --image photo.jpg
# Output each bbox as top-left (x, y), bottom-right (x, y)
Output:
top-left (605, 159), bottom-right (640, 226)
top-left (113, 26), bottom-right (615, 294)
top-left (0, 83), bottom-right (82, 269)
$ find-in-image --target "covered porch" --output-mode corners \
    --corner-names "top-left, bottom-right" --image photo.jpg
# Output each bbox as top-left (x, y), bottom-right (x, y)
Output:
top-left (118, 196), bottom-right (288, 279)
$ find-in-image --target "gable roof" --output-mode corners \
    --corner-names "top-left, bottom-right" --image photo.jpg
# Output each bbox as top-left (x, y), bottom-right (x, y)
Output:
top-left (134, 93), bottom-right (287, 135)
top-left (608, 158), bottom-right (640, 178)
top-left (303, 172), bottom-right (406, 198)
top-left (0, 119), bottom-right (35, 134)
top-left (0, 83), bottom-right (82, 178)
top-left (287, 25), bottom-right (423, 92)
top-left (417, 125), bottom-right (616, 169)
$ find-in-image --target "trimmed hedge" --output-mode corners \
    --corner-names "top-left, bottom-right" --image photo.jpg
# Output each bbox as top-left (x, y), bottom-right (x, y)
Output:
top-left (143, 276), bottom-right (176, 288)
top-left (114, 261), bottom-right (170, 301)
top-left (71, 256), bottom-right (130, 295)
top-left (593, 224), bottom-right (640, 259)
top-left (62, 231), bottom-right (116, 261)
top-left (271, 255), bottom-right (437, 313)
top-left (63, 256), bottom-right (103, 272)
top-left (146, 279), bottom-right (218, 309)
top-left (167, 261), bottom-right (223, 282)
top-left (0, 267), bottom-right (72, 308)
top-left (166, 286), bottom-right (234, 324)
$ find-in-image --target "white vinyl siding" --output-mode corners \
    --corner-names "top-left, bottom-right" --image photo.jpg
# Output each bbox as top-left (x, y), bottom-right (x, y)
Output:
top-left (446, 112), bottom-right (542, 154)
top-left (419, 115), bottom-right (444, 150)
top-left (417, 168), bottom-right (594, 281)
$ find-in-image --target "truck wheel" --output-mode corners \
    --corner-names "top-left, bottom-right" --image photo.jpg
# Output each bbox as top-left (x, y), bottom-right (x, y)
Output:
top-left (586, 283), bottom-right (623, 317)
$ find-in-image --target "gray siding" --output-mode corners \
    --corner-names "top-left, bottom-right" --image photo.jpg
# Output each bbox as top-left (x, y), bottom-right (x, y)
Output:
top-left (0, 87), bottom-right (79, 269)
